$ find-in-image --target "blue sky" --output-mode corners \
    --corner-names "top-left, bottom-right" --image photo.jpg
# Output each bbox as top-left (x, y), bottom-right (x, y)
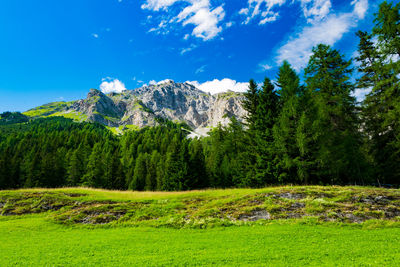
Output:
top-left (0, 0), bottom-right (385, 112)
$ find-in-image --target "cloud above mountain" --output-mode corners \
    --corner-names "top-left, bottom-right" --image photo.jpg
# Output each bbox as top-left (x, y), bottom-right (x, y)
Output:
top-left (187, 79), bottom-right (249, 94)
top-left (100, 78), bottom-right (127, 94)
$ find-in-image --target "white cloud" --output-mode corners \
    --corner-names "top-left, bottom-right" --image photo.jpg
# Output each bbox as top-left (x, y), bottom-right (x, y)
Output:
top-left (352, 0), bottom-right (368, 20)
top-left (258, 63), bottom-right (272, 72)
top-left (300, 0), bottom-right (331, 23)
top-left (240, 0), bottom-right (332, 25)
top-left (141, 0), bottom-right (178, 11)
top-left (187, 79), bottom-right (249, 94)
top-left (195, 65), bottom-right (206, 74)
top-left (157, 79), bottom-right (174, 85)
top-left (225, 21), bottom-right (234, 28)
top-left (240, 0), bottom-right (285, 25)
top-left (91, 33), bottom-right (99, 38)
top-left (181, 44), bottom-right (197, 55)
top-left (100, 78), bottom-right (127, 93)
top-left (142, 0), bottom-right (225, 41)
top-left (148, 19), bottom-right (169, 34)
top-left (275, 0), bottom-right (368, 70)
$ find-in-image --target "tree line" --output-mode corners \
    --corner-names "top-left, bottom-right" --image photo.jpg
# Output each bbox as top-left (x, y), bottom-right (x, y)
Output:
top-left (0, 1), bottom-right (399, 190)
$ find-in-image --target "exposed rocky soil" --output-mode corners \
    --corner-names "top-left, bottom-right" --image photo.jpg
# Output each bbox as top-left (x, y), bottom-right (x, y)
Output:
top-left (1, 187), bottom-right (399, 227)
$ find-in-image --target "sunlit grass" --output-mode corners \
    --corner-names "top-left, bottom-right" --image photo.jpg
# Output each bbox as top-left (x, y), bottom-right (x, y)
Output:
top-left (0, 214), bottom-right (399, 266)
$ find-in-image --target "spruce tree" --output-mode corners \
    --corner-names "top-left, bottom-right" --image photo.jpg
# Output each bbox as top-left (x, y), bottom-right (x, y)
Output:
top-left (305, 44), bottom-right (365, 184)
top-left (145, 151), bottom-right (161, 191)
top-left (188, 139), bottom-right (207, 189)
top-left (273, 61), bottom-right (304, 183)
top-left (252, 78), bottom-right (280, 186)
top-left (130, 153), bottom-right (147, 191)
top-left (67, 149), bottom-right (84, 186)
top-left (242, 79), bottom-right (259, 130)
top-left (82, 143), bottom-right (105, 188)
top-left (358, 1), bottom-right (400, 184)
top-left (163, 135), bottom-right (185, 191)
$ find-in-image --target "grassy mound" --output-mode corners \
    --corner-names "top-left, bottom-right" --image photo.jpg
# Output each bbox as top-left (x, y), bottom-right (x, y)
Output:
top-left (1, 186), bottom-right (399, 228)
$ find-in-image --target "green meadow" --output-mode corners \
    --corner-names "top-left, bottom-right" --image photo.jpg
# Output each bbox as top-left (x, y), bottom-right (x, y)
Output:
top-left (1, 186), bottom-right (399, 266)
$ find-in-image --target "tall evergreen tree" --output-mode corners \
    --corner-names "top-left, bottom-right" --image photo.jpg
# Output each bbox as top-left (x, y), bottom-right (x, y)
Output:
top-left (242, 79), bottom-right (259, 130)
top-left (130, 153), bottom-right (147, 191)
top-left (252, 78), bottom-right (280, 185)
top-left (145, 150), bottom-right (161, 191)
top-left (241, 78), bottom-right (279, 187)
top-left (273, 61), bottom-right (304, 183)
top-left (188, 139), bottom-right (207, 189)
top-left (82, 143), bottom-right (105, 188)
top-left (305, 44), bottom-right (366, 184)
top-left (358, 1), bottom-right (400, 184)
top-left (67, 148), bottom-right (84, 186)
top-left (163, 135), bottom-right (186, 191)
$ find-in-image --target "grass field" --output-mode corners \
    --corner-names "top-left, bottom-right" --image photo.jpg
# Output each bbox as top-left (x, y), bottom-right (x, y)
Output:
top-left (1, 186), bottom-right (399, 266)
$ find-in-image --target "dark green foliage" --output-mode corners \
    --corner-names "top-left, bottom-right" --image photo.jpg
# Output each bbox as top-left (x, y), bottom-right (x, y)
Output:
top-left (0, 112), bottom-right (29, 125)
top-left (305, 44), bottom-right (366, 184)
top-left (130, 153), bottom-right (147, 190)
top-left (239, 78), bottom-right (280, 187)
top-left (0, 117), bottom-right (208, 191)
top-left (273, 61), bottom-right (305, 183)
top-left (203, 117), bottom-right (248, 188)
top-left (242, 79), bottom-right (259, 129)
top-left (0, 1), bottom-right (399, 190)
top-left (357, 1), bottom-right (400, 184)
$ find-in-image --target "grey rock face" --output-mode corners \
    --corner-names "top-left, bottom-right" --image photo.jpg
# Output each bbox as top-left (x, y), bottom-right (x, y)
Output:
top-left (64, 81), bottom-right (247, 131)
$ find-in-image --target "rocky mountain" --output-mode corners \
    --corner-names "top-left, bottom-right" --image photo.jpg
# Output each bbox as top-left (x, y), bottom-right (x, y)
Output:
top-left (23, 80), bottom-right (247, 134)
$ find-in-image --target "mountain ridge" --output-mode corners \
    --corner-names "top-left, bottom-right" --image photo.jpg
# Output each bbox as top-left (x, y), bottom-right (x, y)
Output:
top-left (22, 80), bottom-right (247, 134)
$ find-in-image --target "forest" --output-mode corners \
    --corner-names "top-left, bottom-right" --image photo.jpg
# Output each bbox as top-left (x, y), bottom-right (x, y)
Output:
top-left (0, 2), bottom-right (399, 191)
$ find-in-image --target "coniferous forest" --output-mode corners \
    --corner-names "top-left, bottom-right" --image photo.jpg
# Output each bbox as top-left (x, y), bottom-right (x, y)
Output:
top-left (0, 2), bottom-right (399, 191)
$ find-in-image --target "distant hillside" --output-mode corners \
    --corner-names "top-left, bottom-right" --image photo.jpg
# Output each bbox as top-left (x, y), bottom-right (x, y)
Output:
top-left (0, 112), bottom-right (29, 125)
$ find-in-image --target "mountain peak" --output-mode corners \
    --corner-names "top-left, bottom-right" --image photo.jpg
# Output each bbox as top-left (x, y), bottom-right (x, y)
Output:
top-left (25, 82), bottom-right (247, 133)
top-left (87, 88), bottom-right (104, 98)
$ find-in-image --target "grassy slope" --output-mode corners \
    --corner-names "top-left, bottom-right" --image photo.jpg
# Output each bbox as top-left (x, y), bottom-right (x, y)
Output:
top-left (2, 186), bottom-right (399, 227)
top-left (22, 102), bottom-right (72, 117)
top-left (1, 187), bottom-right (400, 266)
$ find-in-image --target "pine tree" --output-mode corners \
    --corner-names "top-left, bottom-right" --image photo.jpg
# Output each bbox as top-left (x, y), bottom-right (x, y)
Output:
top-left (130, 153), bottom-right (147, 191)
top-left (358, 2), bottom-right (400, 184)
top-left (67, 149), bottom-right (84, 186)
top-left (305, 44), bottom-right (365, 184)
top-left (252, 78), bottom-right (280, 186)
top-left (188, 139), bottom-right (208, 189)
top-left (242, 79), bottom-right (259, 130)
top-left (0, 147), bottom-right (13, 189)
top-left (82, 143), bottom-right (105, 188)
top-left (145, 151), bottom-right (161, 191)
top-left (163, 135), bottom-right (185, 191)
top-left (156, 157), bottom-right (165, 191)
top-left (273, 61), bottom-right (304, 183)
top-left (111, 149), bottom-right (126, 190)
